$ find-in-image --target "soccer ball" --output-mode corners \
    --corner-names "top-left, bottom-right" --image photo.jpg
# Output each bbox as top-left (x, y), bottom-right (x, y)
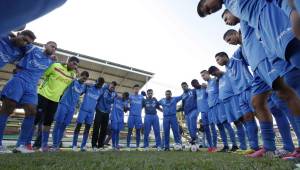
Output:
top-left (190, 144), bottom-right (198, 152)
top-left (174, 144), bottom-right (182, 151)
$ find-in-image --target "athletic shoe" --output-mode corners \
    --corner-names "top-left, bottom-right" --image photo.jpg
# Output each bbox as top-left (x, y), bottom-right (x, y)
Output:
top-left (282, 149), bottom-right (300, 160)
top-left (72, 146), bottom-right (79, 152)
top-left (230, 145), bottom-right (239, 152)
top-left (157, 147), bottom-right (162, 151)
top-left (246, 148), bottom-right (275, 158)
top-left (26, 144), bottom-right (33, 151)
top-left (208, 147), bottom-right (215, 153)
top-left (143, 147), bottom-right (149, 151)
top-left (39, 146), bottom-right (50, 152)
top-left (235, 149), bottom-right (255, 155)
top-left (80, 146), bottom-right (87, 152)
top-left (92, 147), bottom-right (98, 152)
top-left (274, 149), bottom-right (291, 158)
top-left (218, 146), bottom-right (229, 152)
top-left (0, 146), bottom-right (12, 154)
top-left (16, 145), bottom-right (35, 153)
top-left (164, 148), bottom-right (170, 151)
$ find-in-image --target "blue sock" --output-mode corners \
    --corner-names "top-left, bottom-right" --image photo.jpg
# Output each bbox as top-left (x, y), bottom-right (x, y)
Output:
top-left (58, 124), bottom-right (66, 148)
top-left (136, 129), bottom-right (141, 147)
top-left (116, 130), bottom-right (120, 147)
top-left (0, 114), bottom-right (9, 146)
top-left (26, 125), bottom-right (35, 145)
top-left (112, 130), bottom-right (116, 148)
top-left (17, 115), bottom-right (35, 146)
top-left (127, 129), bottom-right (132, 147)
top-left (272, 107), bottom-right (295, 152)
top-left (42, 130), bottom-right (50, 148)
top-left (81, 132), bottom-right (88, 149)
top-left (245, 120), bottom-right (259, 150)
top-left (203, 125), bottom-right (212, 147)
top-left (223, 122), bottom-right (237, 146)
top-left (236, 122), bottom-right (247, 150)
top-left (294, 116), bottom-right (300, 147)
top-left (259, 121), bottom-right (276, 151)
top-left (72, 132), bottom-right (79, 147)
top-left (52, 122), bottom-right (62, 148)
top-left (217, 123), bottom-right (228, 147)
top-left (210, 124), bottom-right (217, 147)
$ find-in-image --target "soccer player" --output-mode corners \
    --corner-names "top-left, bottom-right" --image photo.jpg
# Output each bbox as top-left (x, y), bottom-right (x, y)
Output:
top-left (158, 90), bottom-right (182, 151)
top-left (142, 89), bottom-right (162, 150)
top-left (51, 71), bottom-right (89, 151)
top-left (215, 50), bottom-right (259, 154)
top-left (221, 13), bottom-right (300, 157)
top-left (0, 0), bottom-right (67, 36)
top-left (32, 56), bottom-right (79, 150)
top-left (201, 70), bottom-right (232, 152)
top-left (72, 77), bottom-right (105, 152)
top-left (0, 30), bottom-right (36, 69)
top-left (110, 92), bottom-right (130, 150)
top-left (92, 81), bottom-right (117, 150)
top-left (191, 79), bottom-right (217, 152)
top-left (0, 41), bottom-right (56, 153)
top-left (208, 66), bottom-right (242, 152)
top-left (127, 84), bottom-right (144, 148)
top-left (197, 0), bottom-right (300, 72)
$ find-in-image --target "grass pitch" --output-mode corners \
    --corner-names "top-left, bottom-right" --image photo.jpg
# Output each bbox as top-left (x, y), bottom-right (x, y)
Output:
top-left (0, 150), bottom-right (297, 170)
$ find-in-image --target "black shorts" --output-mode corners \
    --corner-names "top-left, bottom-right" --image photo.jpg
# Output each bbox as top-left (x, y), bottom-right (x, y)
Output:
top-left (35, 94), bottom-right (58, 126)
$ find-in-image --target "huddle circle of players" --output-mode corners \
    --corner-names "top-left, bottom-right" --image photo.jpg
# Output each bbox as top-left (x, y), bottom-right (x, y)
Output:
top-left (1, 0), bottom-right (300, 160)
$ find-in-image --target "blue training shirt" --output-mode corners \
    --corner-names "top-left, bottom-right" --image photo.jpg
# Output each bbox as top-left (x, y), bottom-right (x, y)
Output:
top-left (226, 46), bottom-right (253, 95)
top-left (110, 97), bottom-right (127, 123)
top-left (182, 89), bottom-right (197, 114)
top-left (240, 21), bottom-right (267, 71)
top-left (15, 45), bottom-right (53, 85)
top-left (159, 96), bottom-right (182, 117)
top-left (206, 78), bottom-right (220, 108)
top-left (143, 97), bottom-right (160, 115)
top-left (223, 0), bottom-right (267, 28)
top-left (80, 85), bottom-right (102, 113)
top-left (218, 73), bottom-right (235, 101)
top-left (59, 79), bottom-right (86, 108)
top-left (96, 84), bottom-right (117, 113)
top-left (195, 87), bottom-right (209, 113)
top-left (0, 0), bottom-right (67, 36)
top-left (0, 35), bottom-right (23, 68)
top-left (129, 94), bottom-right (144, 116)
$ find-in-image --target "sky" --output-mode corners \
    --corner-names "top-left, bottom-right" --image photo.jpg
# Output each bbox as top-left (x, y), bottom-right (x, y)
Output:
top-left (26, 0), bottom-right (239, 99)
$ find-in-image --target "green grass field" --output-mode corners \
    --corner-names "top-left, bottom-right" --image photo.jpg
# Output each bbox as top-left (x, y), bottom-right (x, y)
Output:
top-left (0, 151), bottom-right (297, 170)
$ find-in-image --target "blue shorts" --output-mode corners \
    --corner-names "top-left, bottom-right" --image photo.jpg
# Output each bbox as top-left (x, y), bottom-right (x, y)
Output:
top-left (238, 88), bottom-right (254, 114)
top-left (77, 109), bottom-right (95, 125)
top-left (208, 106), bottom-right (218, 124)
top-left (1, 76), bottom-right (37, 105)
top-left (127, 115), bottom-right (143, 129)
top-left (259, 2), bottom-right (295, 60)
top-left (223, 96), bottom-right (243, 123)
top-left (54, 103), bottom-right (75, 125)
top-left (111, 121), bottom-right (124, 131)
top-left (217, 103), bottom-right (227, 124)
top-left (201, 112), bottom-right (209, 126)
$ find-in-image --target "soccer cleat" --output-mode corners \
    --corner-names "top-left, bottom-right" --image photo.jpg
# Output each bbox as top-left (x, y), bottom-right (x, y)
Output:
top-left (26, 144), bottom-right (33, 151)
top-left (164, 148), bottom-right (170, 151)
top-left (157, 147), bottom-right (162, 151)
top-left (230, 145), bottom-right (239, 152)
top-left (235, 149), bottom-right (256, 155)
top-left (80, 146), bottom-right (87, 152)
top-left (246, 148), bottom-right (275, 158)
top-left (218, 146), bottom-right (229, 152)
top-left (92, 147), bottom-right (98, 152)
top-left (208, 147), bottom-right (217, 153)
top-left (39, 146), bottom-right (50, 152)
top-left (16, 145), bottom-right (35, 153)
top-left (282, 150), bottom-right (300, 160)
top-left (72, 146), bottom-right (79, 152)
top-left (274, 149), bottom-right (291, 158)
top-left (0, 146), bottom-right (12, 154)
